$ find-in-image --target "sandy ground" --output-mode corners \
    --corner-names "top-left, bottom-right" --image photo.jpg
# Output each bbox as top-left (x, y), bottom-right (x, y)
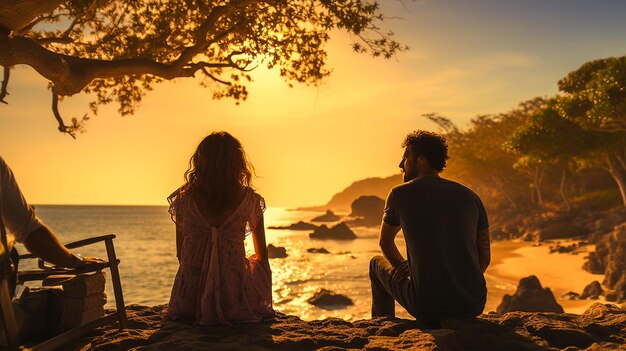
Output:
top-left (487, 240), bottom-right (606, 314)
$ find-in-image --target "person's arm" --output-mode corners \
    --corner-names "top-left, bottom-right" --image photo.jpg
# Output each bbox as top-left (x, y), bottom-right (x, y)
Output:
top-left (251, 214), bottom-right (268, 262)
top-left (23, 225), bottom-right (75, 267)
top-left (477, 227), bottom-right (491, 273)
top-left (379, 221), bottom-right (404, 267)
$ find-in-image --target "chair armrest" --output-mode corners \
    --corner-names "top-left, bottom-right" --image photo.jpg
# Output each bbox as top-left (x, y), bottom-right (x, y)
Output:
top-left (19, 234), bottom-right (117, 260)
top-left (65, 234), bottom-right (116, 249)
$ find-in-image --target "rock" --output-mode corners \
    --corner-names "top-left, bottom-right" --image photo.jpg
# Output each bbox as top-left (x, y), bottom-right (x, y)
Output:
top-left (309, 223), bottom-right (357, 240)
top-left (562, 291), bottom-right (581, 300)
top-left (307, 248), bottom-right (331, 254)
top-left (581, 281), bottom-right (604, 300)
top-left (344, 196), bottom-right (385, 227)
top-left (605, 292), bottom-right (618, 302)
top-left (496, 275), bottom-right (564, 313)
top-left (63, 303), bottom-right (626, 351)
top-left (534, 222), bottom-right (588, 242)
top-left (268, 221), bottom-right (319, 230)
top-left (267, 244), bottom-right (288, 258)
top-left (549, 243), bottom-right (579, 254)
top-left (311, 210), bottom-right (341, 222)
top-left (307, 289), bottom-right (354, 309)
top-left (584, 222), bottom-right (626, 302)
top-left (583, 251), bottom-right (605, 274)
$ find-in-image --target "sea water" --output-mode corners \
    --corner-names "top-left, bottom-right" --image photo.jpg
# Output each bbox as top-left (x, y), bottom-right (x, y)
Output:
top-left (14, 205), bottom-right (559, 321)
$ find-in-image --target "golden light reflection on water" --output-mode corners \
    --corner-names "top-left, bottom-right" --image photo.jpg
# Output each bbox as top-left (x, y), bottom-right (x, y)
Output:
top-left (247, 208), bottom-right (606, 321)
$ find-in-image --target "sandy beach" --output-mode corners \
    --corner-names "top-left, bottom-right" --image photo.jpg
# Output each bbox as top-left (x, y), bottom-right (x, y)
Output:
top-left (486, 240), bottom-right (606, 314)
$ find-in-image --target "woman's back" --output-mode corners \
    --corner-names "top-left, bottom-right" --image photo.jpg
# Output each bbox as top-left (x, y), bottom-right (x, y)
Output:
top-left (166, 132), bottom-right (273, 326)
top-left (167, 188), bottom-right (273, 325)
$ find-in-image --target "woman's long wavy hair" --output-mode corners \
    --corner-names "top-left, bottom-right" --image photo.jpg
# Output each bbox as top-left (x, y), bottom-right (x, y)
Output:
top-left (175, 132), bottom-right (255, 219)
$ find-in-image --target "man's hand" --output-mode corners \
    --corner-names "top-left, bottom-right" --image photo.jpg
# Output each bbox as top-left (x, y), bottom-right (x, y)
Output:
top-left (70, 255), bottom-right (106, 269)
top-left (391, 260), bottom-right (410, 281)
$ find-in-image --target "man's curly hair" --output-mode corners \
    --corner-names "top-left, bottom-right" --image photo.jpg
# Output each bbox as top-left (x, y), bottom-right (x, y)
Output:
top-left (402, 131), bottom-right (449, 172)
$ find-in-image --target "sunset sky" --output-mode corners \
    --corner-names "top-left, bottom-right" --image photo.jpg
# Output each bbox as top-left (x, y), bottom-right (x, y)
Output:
top-left (1, 0), bottom-right (626, 207)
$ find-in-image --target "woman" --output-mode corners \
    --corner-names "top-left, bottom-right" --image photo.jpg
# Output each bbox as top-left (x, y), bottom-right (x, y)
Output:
top-left (167, 132), bottom-right (273, 325)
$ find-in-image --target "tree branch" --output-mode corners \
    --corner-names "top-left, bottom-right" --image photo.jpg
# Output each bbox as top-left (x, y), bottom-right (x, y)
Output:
top-left (201, 67), bottom-right (231, 85)
top-left (52, 93), bottom-right (77, 139)
top-left (0, 66), bottom-right (9, 104)
top-left (0, 2), bottom-right (261, 97)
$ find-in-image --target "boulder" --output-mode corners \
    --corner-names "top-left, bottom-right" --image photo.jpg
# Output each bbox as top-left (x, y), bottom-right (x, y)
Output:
top-left (268, 221), bottom-right (319, 230)
top-left (307, 248), bottom-right (331, 254)
top-left (581, 281), bottom-right (604, 300)
top-left (311, 210), bottom-right (341, 222)
top-left (345, 196), bottom-right (385, 227)
top-left (267, 244), bottom-right (288, 259)
top-left (496, 275), bottom-right (564, 313)
top-left (309, 223), bottom-right (357, 240)
top-left (307, 289), bottom-right (354, 309)
top-left (584, 222), bottom-right (626, 302)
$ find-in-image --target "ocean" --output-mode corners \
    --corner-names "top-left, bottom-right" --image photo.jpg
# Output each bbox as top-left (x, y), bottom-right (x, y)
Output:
top-left (15, 205), bottom-right (594, 321)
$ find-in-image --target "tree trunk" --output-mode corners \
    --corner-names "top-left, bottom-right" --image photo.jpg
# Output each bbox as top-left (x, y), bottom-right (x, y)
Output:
top-left (559, 167), bottom-right (572, 212)
top-left (533, 164), bottom-right (545, 208)
top-left (605, 153), bottom-right (626, 207)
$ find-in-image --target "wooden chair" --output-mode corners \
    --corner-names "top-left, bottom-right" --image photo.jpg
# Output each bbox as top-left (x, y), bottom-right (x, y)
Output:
top-left (1, 233), bottom-right (127, 351)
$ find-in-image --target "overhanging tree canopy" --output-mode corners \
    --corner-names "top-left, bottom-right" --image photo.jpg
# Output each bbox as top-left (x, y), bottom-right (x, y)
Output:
top-left (0, 0), bottom-right (406, 137)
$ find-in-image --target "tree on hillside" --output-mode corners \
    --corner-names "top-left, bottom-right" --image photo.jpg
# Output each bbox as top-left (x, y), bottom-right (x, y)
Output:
top-left (0, 0), bottom-right (406, 137)
top-left (557, 56), bottom-right (626, 206)
top-left (509, 99), bottom-right (604, 211)
top-left (426, 98), bottom-right (546, 211)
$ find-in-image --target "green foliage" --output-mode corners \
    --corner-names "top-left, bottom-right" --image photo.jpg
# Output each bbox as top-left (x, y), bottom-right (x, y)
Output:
top-left (557, 56), bottom-right (626, 132)
top-left (509, 98), bottom-right (603, 162)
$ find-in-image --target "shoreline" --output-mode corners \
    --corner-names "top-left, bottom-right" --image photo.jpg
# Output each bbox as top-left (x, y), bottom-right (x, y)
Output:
top-left (487, 239), bottom-right (606, 314)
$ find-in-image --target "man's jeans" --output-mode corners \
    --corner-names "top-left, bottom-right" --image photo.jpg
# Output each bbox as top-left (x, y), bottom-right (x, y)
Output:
top-left (369, 255), bottom-right (417, 318)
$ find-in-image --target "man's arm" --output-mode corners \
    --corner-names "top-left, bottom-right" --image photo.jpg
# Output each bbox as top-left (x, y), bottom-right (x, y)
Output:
top-left (23, 225), bottom-right (74, 267)
top-left (379, 220), bottom-right (405, 267)
top-left (477, 227), bottom-right (491, 273)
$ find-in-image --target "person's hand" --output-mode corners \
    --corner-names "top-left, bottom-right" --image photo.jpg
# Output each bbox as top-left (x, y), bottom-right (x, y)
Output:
top-left (391, 260), bottom-right (410, 281)
top-left (72, 254), bottom-right (106, 269)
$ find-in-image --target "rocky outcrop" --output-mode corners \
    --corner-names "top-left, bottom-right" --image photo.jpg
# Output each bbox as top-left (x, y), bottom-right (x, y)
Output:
top-left (267, 244), bottom-right (288, 259)
top-left (65, 303), bottom-right (626, 351)
top-left (309, 223), bottom-right (357, 240)
top-left (307, 289), bottom-right (354, 309)
top-left (344, 195), bottom-right (385, 227)
top-left (311, 210), bottom-right (341, 222)
top-left (584, 222), bottom-right (626, 302)
top-left (581, 281), bottom-right (604, 300)
top-left (297, 174), bottom-right (401, 212)
top-left (268, 221), bottom-right (319, 230)
top-left (549, 241), bottom-right (588, 254)
top-left (307, 248), bottom-right (330, 254)
top-left (490, 207), bottom-right (625, 243)
top-left (496, 275), bottom-right (564, 313)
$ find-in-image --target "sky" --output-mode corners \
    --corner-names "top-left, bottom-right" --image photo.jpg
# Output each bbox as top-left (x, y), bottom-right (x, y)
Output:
top-left (1, 0), bottom-right (626, 207)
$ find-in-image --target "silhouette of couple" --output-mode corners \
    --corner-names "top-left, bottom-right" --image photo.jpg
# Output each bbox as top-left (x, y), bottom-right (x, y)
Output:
top-left (1, 130), bottom-right (490, 327)
top-left (166, 131), bottom-right (491, 326)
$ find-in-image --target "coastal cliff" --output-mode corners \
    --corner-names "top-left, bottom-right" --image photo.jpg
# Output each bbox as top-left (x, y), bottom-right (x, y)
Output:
top-left (66, 303), bottom-right (626, 351)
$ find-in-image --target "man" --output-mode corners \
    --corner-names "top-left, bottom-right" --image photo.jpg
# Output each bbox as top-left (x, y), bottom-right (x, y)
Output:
top-left (369, 131), bottom-right (490, 323)
top-left (0, 155), bottom-right (102, 296)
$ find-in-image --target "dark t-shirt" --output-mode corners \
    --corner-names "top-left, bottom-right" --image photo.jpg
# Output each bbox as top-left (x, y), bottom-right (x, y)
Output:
top-left (383, 176), bottom-right (489, 320)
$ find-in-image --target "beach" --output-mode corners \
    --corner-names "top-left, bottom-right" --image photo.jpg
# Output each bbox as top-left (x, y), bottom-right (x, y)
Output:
top-left (487, 240), bottom-right (606, 314)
